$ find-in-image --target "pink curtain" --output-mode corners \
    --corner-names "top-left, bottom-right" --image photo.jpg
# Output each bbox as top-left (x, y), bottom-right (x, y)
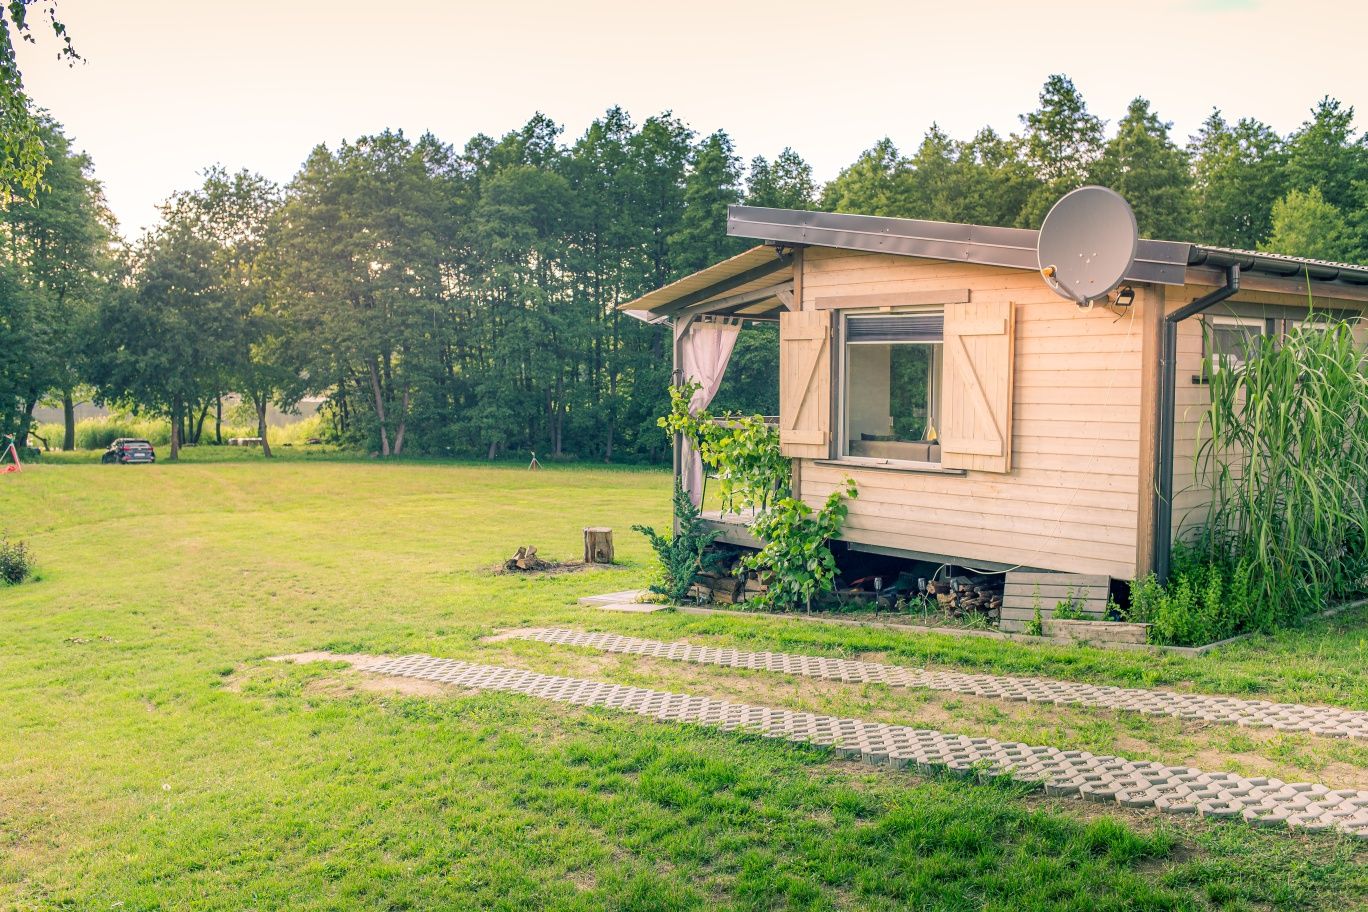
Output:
top-left (679, 317), bottom-right (742, 506)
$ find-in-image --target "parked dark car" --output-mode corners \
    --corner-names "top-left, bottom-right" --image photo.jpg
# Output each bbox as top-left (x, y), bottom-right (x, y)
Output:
top-left (101, 438), bottom-right (156, 464)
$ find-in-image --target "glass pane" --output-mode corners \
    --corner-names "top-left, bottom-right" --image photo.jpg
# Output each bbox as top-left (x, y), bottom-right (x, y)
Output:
top-left (845, 341), bottom-right (941, 461)
top-left (1211, 323), bottom-right (1261, 366)
top-left (891, 345), bottom-right (934, 440)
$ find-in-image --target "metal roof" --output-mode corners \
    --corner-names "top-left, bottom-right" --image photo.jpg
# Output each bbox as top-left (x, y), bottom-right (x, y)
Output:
top-left (1186, 245), bottom-right (1368, 286)
top-left (727, 205), bottom-right (1368, 291)
top-left (622, 207), bottom-right (1368, 319)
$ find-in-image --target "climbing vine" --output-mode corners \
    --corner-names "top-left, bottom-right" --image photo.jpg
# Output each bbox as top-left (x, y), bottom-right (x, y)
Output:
top-left (743, 480), bottom-right (858, 611)
top-left (653, 381), bottom-right (856, 611)
top-left (658, 382), bottom-right (790, 512)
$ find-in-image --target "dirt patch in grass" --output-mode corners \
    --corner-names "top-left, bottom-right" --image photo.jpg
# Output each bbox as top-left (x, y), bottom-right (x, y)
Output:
top-left (306, 672), bottom-right (466, 699)
top-left (270, 650), bottom-right (378, 666)
top-left (266, 651), bottom-right (473, 698)
top-left (492, 562), bottom-right (596, 576)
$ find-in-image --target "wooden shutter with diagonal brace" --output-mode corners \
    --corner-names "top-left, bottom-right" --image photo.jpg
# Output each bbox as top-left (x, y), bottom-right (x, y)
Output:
top-left (778, 309), bottom-right (832, 458)
top-left (941, 300), bottom-right (1015, 473)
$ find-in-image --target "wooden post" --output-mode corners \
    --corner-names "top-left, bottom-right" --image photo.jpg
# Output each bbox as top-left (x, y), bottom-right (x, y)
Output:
top-left (1134, 284), bottom-right (1166, 579)
top-left (583, 527), bottom-right (614, 564)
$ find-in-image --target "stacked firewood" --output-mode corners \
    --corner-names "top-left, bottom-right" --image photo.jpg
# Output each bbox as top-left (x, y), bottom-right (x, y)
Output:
top-left (689, 554), bottom-right (768, 605)
top-left (690, 571), bottom-right (741, 604)
top-left (927, 575), bottom-right (1004, 618)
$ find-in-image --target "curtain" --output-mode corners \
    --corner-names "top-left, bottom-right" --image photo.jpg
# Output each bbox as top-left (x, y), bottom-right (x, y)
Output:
top-left (679, 317), bottom-right (742, 507)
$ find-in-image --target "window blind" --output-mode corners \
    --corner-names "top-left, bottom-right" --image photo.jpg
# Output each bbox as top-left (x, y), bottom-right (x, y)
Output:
top-left (845, 313), bottom-right (944, 343)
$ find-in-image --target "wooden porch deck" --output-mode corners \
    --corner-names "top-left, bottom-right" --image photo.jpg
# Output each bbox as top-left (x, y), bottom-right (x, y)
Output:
top-left (700, 509), bottom-right (760, 547)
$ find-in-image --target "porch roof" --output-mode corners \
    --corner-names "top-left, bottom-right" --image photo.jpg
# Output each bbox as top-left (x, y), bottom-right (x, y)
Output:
top-left (619, 245), bottom-right (794, 322)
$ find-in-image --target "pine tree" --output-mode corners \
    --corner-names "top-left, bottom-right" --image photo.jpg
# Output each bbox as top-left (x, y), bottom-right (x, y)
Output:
top-left (1017, 74), bottom-right (1105, 227)
top-left (1284, 98), bottom-right (1368, 213)
top-left (1091, 98), bottom-right (1193, 239)
top-left (1188, 110), bottom-right (1287, 249)
top-left (746, 147), bottom-right (817, 210)
top-left (821, 137), bottom-right (904, 215)
top-left (668, 130), bottom-right (744, 276)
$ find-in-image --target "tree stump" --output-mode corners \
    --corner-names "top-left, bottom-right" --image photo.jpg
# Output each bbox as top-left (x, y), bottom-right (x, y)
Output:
top-left (583, 527), bottom-right (614, 564)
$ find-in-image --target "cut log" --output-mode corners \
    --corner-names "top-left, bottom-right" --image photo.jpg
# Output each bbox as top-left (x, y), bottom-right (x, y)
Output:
top-left (505, 545), bottom-right (553, 572)
top-left (583, 527), bottom-right (614, 564)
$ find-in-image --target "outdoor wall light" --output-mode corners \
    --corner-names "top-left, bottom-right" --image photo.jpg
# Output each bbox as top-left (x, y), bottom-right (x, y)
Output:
top-left (1114, 286), bottom-right (1135, 308)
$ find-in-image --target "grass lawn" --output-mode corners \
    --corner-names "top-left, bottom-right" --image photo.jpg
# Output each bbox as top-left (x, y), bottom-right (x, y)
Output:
top-left (2, 454), bottom-right (1365, 910)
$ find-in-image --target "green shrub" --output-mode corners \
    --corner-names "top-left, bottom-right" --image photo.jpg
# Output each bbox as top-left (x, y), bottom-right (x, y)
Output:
top-left (0, 536), bottom-right (34, 585)
top-left (633, 481), bottom-right (727, 602)
top-left (1141, 313), bottom-right (1368, 645)
top-left (659, 381), bottom-right (789, 512)
top-left (37, 411), bottom-right (331, 451)
top-left (72, 415), bottom-right (172, 449)
top-left (655, 381), bottom-right (857, 612)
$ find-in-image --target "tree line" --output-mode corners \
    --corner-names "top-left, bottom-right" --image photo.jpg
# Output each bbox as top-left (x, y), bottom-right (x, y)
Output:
top-left (3, 75), bottom-right (1367, 461)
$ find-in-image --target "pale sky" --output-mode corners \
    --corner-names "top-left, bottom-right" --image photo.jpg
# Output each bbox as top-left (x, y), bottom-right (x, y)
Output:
top-left (16, 0), bottom-right (1368, 239)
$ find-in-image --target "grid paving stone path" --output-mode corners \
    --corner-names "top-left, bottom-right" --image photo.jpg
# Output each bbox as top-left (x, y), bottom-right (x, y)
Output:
top-left (338, 651), bottom-right (1368, 840)
top-left (496, 627), bottom-right (1368, 741)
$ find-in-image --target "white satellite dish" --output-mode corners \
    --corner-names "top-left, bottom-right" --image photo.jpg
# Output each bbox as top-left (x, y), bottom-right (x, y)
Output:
top-left (1037, 186), bottom-right (1138, 307)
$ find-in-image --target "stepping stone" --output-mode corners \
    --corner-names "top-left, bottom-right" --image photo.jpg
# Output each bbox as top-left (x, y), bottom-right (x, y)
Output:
top-left (577, 590), bottom-right (649, 606)
top-left (308, 650), bottom-right (1368, 841)
top-left (499, 627), bottom-right (1368, 742)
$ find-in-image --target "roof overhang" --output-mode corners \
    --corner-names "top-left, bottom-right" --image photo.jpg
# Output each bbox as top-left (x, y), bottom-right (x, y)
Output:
top-left (728, 205), bottom-right (1191, 286)
top-left (727, 205), bottom-right (1368, 298)
top-left (623, 207), bottom-right (1368, 322)
top-left (619, 245), bottom-right (794, 321)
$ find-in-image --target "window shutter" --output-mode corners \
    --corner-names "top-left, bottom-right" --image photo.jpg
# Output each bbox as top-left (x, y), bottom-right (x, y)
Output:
top-left (779, 309), bottom-right (833, 458)
top-left (941, 301), bottom-right (1014, 473)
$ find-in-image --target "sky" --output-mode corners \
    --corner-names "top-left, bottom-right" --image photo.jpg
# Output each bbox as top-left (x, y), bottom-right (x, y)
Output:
top-left (15, 0), bottom-right (1368, 239)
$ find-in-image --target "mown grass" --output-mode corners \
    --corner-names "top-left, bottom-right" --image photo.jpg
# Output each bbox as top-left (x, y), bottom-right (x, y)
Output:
top-left (1, 460), bottom-right (1365, 910)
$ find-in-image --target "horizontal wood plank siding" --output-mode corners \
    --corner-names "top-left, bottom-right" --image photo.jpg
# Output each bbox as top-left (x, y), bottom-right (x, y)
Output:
top-left (800, 247), bottom-right (1144, 579)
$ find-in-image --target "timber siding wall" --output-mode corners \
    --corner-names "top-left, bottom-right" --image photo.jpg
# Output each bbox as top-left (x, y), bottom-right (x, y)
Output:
top-left (798, 248), bottom-right (1144, 579)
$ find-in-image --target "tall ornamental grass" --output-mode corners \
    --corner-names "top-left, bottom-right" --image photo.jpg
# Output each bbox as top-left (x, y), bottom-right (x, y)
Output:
top-left (1189, 315), bottom-right (1368, 632)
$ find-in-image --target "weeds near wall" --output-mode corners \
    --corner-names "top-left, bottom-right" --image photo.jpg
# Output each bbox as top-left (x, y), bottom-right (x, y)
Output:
top-left (743, 480), bottom-right (857, 612)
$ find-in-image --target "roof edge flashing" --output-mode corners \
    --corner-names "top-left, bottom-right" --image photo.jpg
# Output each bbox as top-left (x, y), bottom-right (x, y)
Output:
top-left (727, 205), bottom-right (1190, 286)
top-left (728, 205), bottom-right (1368, 290)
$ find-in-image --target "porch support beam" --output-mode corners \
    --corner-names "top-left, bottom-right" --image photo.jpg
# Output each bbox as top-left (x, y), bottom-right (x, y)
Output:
top-left (657, 253), bottom-right (794, 317)
top-left (675, 280), bottom-right (793, 319)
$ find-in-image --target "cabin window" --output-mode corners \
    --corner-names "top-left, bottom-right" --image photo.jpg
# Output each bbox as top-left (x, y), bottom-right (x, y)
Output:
top-left (842, 313), bottom-right (944, 464)
top-left (1205, 315), bottom-right (1270, 370)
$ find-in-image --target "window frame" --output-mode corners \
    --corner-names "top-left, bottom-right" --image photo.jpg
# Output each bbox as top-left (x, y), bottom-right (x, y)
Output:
top-left (836, 308), bottom-right (947, 471)
top-left (1203, 314), bottom-right (1274, 373)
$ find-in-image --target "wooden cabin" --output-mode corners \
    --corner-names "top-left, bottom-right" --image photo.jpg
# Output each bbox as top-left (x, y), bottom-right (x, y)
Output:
top-left (623, 205), bottom-right (1368, 592)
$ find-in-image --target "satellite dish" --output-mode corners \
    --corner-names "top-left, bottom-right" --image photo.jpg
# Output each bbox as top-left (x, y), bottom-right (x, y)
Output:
top-left (1037, 186), bottom-right (1138, 307)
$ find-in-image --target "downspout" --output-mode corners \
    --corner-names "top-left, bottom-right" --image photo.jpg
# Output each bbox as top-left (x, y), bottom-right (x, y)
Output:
top-left (1153, 264), bottom-right (1239, 582)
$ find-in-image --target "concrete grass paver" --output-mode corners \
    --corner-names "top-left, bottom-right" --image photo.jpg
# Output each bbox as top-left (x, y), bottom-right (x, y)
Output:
top-left (311, 651), bottom-right (1368, 840)
top-left (498, 627), bottom-right (1368, 741)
